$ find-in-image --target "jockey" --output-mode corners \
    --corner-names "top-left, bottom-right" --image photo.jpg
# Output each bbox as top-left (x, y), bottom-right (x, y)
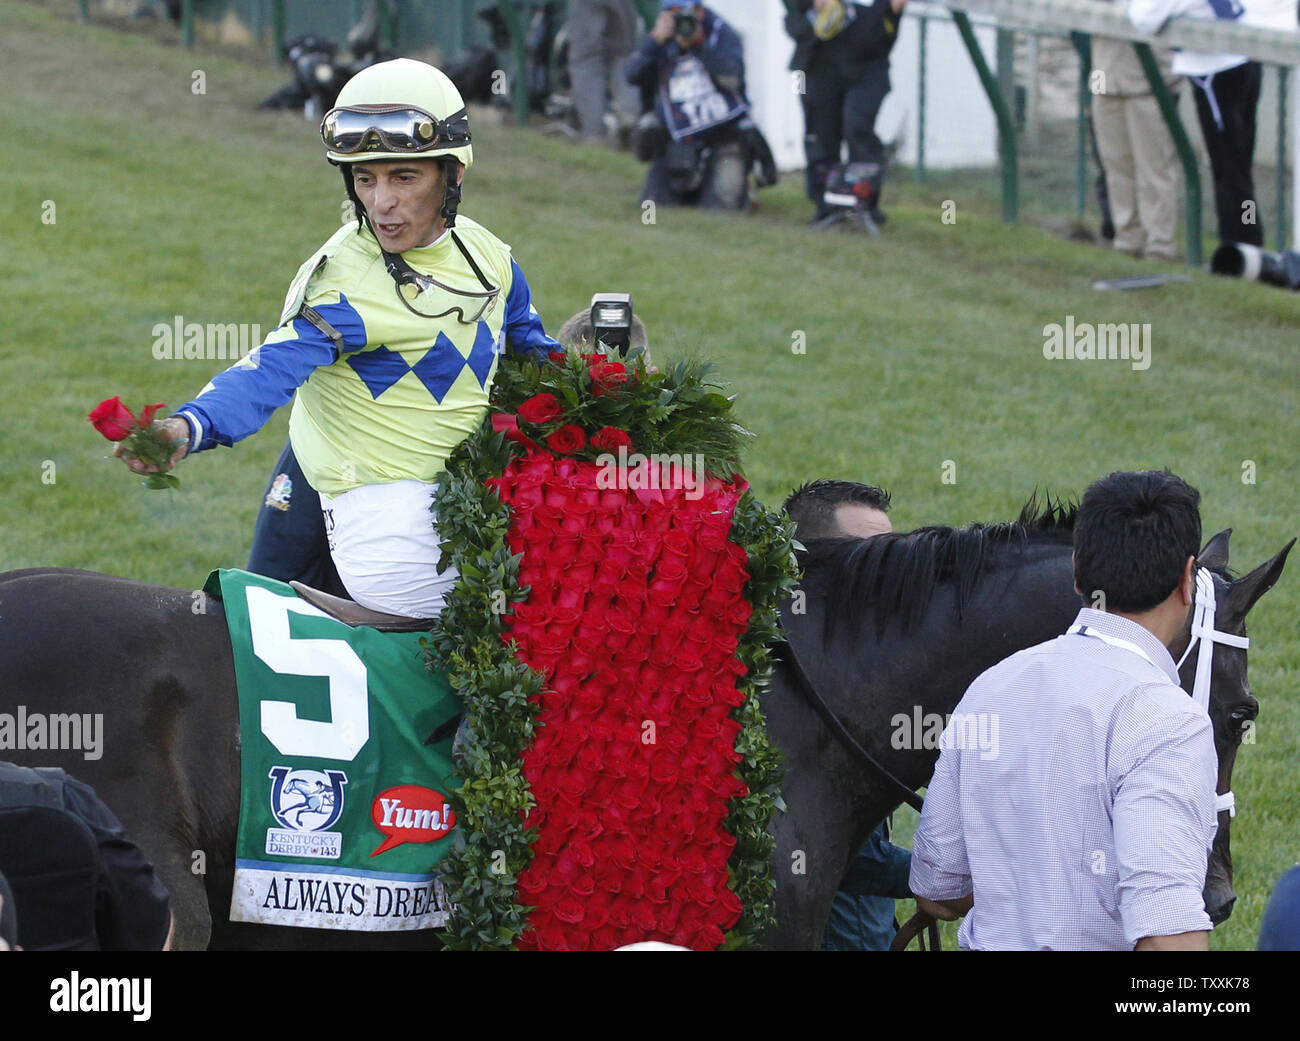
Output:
top-left (121, 59), bottom-right (559, 617)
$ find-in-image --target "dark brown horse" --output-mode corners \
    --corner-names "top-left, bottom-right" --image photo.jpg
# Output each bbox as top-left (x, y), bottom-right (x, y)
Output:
top-left (0, 504), bottom-right (1289, 949)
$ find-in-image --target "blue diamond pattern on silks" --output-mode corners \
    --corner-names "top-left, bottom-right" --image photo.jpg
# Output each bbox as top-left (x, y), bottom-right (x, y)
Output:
top-left (347, 345), bottom-right (411, 399)
top-left (465, 321), bottom-right (500, 388)
top-left (410, 331), bottom-right (471, 403)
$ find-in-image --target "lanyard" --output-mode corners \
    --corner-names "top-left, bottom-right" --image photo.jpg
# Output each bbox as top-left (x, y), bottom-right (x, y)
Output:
top-left (1067, 622), bottom-right (1163, 673)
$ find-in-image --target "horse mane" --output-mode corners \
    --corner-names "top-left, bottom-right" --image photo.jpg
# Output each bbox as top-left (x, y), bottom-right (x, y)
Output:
top-left (798, 492), bottom-right (1079, 638)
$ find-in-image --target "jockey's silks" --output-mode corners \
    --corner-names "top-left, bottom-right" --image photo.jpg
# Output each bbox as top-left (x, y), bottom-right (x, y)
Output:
top-left (179, 216), bottom-right (556, 495)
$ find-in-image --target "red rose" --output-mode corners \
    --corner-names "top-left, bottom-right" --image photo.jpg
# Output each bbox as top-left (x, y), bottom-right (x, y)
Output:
top-left (589, 360), bottom-right (629, 396)
top-left (491, 412), bottom-right (541, 450)
top-left (87, 396), bottom-right (140, 442)
top-left (518, 392), bottom-right (563, 425)
top-left (590, 426), bottom-right (634, 452)
top-left (546, 424), bottom-right (587, 454)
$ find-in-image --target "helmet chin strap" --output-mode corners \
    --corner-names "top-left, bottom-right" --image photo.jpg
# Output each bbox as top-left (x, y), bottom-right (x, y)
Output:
top-left (1175, 568), bottom-right (1250, 818)
top-left (438, 155), bottom-right (462, 229)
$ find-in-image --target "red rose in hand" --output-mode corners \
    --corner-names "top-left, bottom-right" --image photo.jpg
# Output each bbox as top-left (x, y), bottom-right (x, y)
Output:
top-left (589, 360), bottom-right (629, 396)
top-left (591, 426), bottom-right (633, 452)
top-left (546, 424), bottom-right (587, 454)
top-left (87, 396), bottom-right (139, 442)
top-left (518, 392), bottom-right (564, 425)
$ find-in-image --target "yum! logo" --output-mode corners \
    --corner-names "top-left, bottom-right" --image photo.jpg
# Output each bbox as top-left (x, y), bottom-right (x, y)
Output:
top-left (369, 784), bottom-right (456, 857)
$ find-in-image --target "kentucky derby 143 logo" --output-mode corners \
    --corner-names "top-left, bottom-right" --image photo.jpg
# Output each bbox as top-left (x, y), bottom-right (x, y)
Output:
top-left (265, 766), bottom-right (348, 860)
top-left (370, 784), bottom-right (455, 857)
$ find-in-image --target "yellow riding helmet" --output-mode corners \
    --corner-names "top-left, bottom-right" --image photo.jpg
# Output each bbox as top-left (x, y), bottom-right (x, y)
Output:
top-left (322, 58), bottom-right (474, 169)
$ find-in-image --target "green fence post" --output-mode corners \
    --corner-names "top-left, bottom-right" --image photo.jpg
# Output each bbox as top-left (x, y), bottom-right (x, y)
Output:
top-left (917, 11), bottom-right (927, 184)
top-left (952, 10), bottom-right (1018, 223)
top-left (1278, 66), bottom-right (1288, 251)
top-left (1133, 42), bottom-right (1201, 266)
top-left (182, 0), bottom-right (194, 48)
top-left (271, 0), bottom-right (285, 61)
top-left (498, 0), bottom-right (531, 126)
top-left (996, 27), bottom-right (1014, 124)
top-left (77, 0), bottom-right (89, 24)
top-left (1072, 32), bottom-right (1091, 221)
top-left (383, 0), bottom-right (397, 50)
top-left (636, 0), bottom-right (659, 30)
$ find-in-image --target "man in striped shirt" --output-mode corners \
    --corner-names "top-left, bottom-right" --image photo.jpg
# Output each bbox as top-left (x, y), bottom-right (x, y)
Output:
top-left (909, 470), bottom-right (1219, 950)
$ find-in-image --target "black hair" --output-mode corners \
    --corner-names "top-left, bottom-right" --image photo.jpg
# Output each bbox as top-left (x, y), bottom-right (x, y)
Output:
top-left (783, 479), bottom-right (891, 539)
top-left (1073, 470), bottom-right (1201, 613)
top-left (341, 165), bottom-right (367, 231)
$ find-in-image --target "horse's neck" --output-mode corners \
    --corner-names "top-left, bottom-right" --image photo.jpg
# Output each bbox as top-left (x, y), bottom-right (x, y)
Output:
top-left (841, 544), bottom-right (1078, 792)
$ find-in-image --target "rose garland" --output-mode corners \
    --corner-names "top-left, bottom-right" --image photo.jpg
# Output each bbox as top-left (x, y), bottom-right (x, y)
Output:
top-left (426, 349), bottom-right (796, 950)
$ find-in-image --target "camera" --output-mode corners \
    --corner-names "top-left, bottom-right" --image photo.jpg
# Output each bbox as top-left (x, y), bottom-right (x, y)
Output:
top-left (590, 293), bottom-right (635, 357)
top-left (1211, 242), bottom-right (1300, 291)
top-left (674, 11), bottom-right (699, 38)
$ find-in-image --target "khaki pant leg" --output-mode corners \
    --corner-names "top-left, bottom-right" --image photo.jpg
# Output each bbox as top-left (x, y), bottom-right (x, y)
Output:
top-left (1092, 93), bottom-right (1142, 254)
top-left (1127, 91), bottom-right (1182, 259)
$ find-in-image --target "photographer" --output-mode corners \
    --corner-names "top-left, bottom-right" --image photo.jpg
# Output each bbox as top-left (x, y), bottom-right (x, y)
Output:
top-left (0, 762), bottom-right (172, 951)
top-left (786, 0), bottom-right (909, 227)
top-left (626, 2), bottom-right (752, 210)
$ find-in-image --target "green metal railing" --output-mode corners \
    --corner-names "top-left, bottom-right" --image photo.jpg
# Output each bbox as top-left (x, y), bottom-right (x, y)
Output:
top-left (498, 0), bottom-right (531, 126)
top-left (940, 0), bottom-right (1295, 262)
top-left (634, 0), bottom-right (658, 30)
top-left (1070, 32), bottom-right (1089, 220)
top-left (932, 8), bottom-right (1292, 262)
top-left (1133, 41), bottom-right (1202, 265)
top-left (1278, 67), bottom-right (1289, 250)
top-left (951, 9), bottom-right (1019, 224)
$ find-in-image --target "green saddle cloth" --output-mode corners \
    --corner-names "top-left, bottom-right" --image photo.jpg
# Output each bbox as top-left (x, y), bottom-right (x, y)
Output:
top-left (204, 569), bottom-right (461, 932)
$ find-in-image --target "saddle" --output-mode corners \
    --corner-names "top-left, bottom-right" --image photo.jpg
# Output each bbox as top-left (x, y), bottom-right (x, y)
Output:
top-left (289, 581), bottom-right (435, 633)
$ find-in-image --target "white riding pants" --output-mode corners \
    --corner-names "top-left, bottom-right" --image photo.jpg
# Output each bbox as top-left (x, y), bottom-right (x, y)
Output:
top-left (319, 480), bottom-right (458, 618)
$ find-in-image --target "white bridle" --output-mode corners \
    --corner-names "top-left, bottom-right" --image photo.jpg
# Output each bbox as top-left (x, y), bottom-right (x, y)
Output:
top-left (1174, 568), bottom-right (1250, 818)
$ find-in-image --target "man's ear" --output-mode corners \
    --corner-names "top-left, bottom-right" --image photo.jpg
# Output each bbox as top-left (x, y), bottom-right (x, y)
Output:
top-left (1180, 555), bottom-right (1197, 605)
top-left (1071, 551), bottom-right (1081, 597)
top-left (455, 162), bottom-right (466, 186)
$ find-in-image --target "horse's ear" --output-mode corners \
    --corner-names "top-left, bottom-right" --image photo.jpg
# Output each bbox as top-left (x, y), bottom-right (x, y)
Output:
top-left (1225, 538), bottom-right (1295, 623)
top-left (1198, 529), bottom-right (1232, 573)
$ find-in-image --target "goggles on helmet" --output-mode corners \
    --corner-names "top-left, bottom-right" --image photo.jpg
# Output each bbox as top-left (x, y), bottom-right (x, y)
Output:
top-left (321, 104), bottom-right (472, 156)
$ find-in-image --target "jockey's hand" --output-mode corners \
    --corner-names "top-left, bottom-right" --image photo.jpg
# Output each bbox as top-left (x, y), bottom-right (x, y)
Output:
top-left (651, 11), bottom-right (675, 43)
top-left (115, 417), bottom-right (190, 474)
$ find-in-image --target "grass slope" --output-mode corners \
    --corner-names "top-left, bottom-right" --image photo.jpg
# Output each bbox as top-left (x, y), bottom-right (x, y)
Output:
top-left (0, 0), bottom-right (1295, 950)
